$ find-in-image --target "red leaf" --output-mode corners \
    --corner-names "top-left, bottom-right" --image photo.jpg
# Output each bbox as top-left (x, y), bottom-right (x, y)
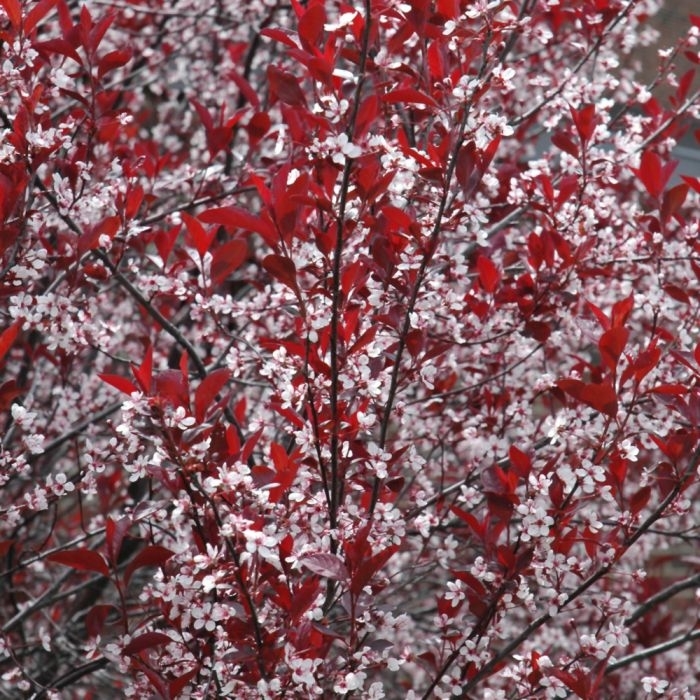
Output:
top-left (123, 632), bottom-right (174, 655)
top-left (301, 553), bottom-right (349, 581)
top-left (85, 604), bottom-right (120, 638)
top-left (98, 373), bottom-right (138, 395)
top-left (585, 300), bottom-right (610, 330)
top-left (0, 380), bottom-right (23, 412)
top-left (523, 320), bottom-right (551, 342)
top-left (633, 341), bottom-right (661, 384)
top-left (598, 327), bottom-right (629, 373)
top-left (298, 3), bottom-right (325, 50)
top-left (228, 64), bottom-right (261, 109)
top-left (97, 47), bottom-right (132, 79)
top-left (651, 383), bottom-right (688, 396)
top-left (571, 103), bottom-right (596, 144)
top-left (558, 379), bottom-right (618, 417)
top-left (199, 206), bottom-right (276, 246)
top-left (182, 212), bottom-right (215, 257)
top-left (105, 516), bottom-right (131, 567)
top-left (477, 255), bottom-right (500, 293)
top-left (352, 544), bottom-right (399, 594)
top-left (661, 183), bottom-right (690, 222)
top-left (191, 98), bottom-right (213, 132)
top-left (267, 65), bottom-right (307, 107)
top-left (124, 545), bottom-right (174, 586)
top-left (632, 150), bottom-right (676, 200)
top-left (0, 0), bottom-right (21, 28)
top-left (552, 131), bottom-right (579, 159)
top-left (153, 369), bottom-right (190, 409)
top-left (247, 111), bottom-right (270, 143)
top-left (131, 344), bottom-right (153, 394)
top-left (211, 240), bottom-right (248, 286)
top-left (508, 445), bottom-right (532, 479)
top-left (35, 37), bottom-right (83, 66)
top-left (426, 39), bottom-right (446, 80)
top-left (263, 254), bottom-right (299, 294)
top-left (48, 549), bottom-right (110, 576)
top-left (661, 183), bottom-right (689, 223)
top-left (260, 27), bottom-right (300, 49)
top-left (348, 325), bottom-right (377, 356)
top-left (663, 283), bottom-right (690, 304)
top-left (610, 295), bottom-right (633, 329)
top-left (383, 87), bottom-right (438, 108)
top-left (170, 668), bottom-right (200, 698)
top-left (194, 368), bottom-right (231, 423)
top-left (629, 486), bottom-right (651, 515)
top-left (0, 319), bottom-right (21, 363)
top-left (681, 175), bottom-right (700, 194)
top-left (24, 0), bottom-right (57, 35)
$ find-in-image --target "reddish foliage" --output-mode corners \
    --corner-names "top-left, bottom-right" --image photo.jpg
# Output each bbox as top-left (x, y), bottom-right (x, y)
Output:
top-left (1, 0), bottom-right (700, 698)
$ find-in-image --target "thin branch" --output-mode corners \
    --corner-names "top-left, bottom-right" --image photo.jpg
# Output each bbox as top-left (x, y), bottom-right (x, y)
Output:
top-left (456, 448), bottom-right (700, 694)
top-left (606, 628), bottom-right (700, 674)
top-left (625, 572), bottom-right (700, 627)
top-left (27, 401), bottom-right (123, 463)
top-left (29, 658), bottom-right (110, 698)
top-left (328, 0), bottom-right (372, 522)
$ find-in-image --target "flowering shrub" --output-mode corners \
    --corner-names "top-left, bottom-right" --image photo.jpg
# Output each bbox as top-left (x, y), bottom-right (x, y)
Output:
top-left (1, 0), bottom-right (700, 697)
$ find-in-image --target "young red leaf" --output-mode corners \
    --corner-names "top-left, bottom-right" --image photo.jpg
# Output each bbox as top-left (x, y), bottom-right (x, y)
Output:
top-left (260, 26), bottom-right (300, 49)
top-left (267, 65), bottom-right (307, 107)
top-left (610, 295), bottom-right (633, 329)
top-left (228, 63), bottom-right (261, 109)
top-left (131, 344), bottom-right (153, 394)
top-left (598, 327), bottom-right (629, 373)
top-left (194, 368), bottom-right (231, 423)
top-left (124, 545), bottom-right (174, 587)
top-left (97, 47), bottom-right (132, 79)
top-left (0, 0), bottom-right (21, 29)
top-left (247, 111), bottom-right (270, 143)
top-left (508, 445), bottom-right (532, 479)
top-left (85, 604), bottom-right (121, 638)
top-left (153, 369), bottom-right (190, 409)
top-left (0, 319), bottom-right (21, 363)
top-left (24, 0), bottom-right (58, 35)
top-left (651, 383), bottom-right (688, 396)
top-left (477, 255), bottom-right (500, 294)
top-left (571, 103), bottom-right (596, 144)
top-left (48, 549), bottom-right (110, 577)
top-left (663, 283), bottom-right (690, 304)
top-left (681, 175), bottom-right (700, 194)
top-left (352, 544), bottom-right (399, 595)
top-left (633, 341), bottom-right (661, 384)
top-left (558, 379), bottom-right (618, 417)
top-left (211, 239), bottom-right (248, 286)
top-left (585, 300), bottom-right (611, 330)
top-left (632, 150), bottom-right (676, 200)
top-left (170, 669), bottom-right (201, 698)
top-left (629, 486), bottom-right (652, 515)
top-left (199, 206), bottom-right (276, 246)
top-left (383, 87), bottom-right (438, 108)
top-left (298, 3), bottom-right (325, 50)
top-left (661, 183), bottom-right (689, 223)
top-left (552, 131), bottom-right (579, 159)
top-left (105, 516), bottom-right (131, 567)
top-left (182, 212), bottom-right (215, 258)
top-left (98, 373), bottom-right (138, 396)
top-left (263, 254), bottom-right (299, 294)
top-left (301, 553), bottom-right (349, 581)
top-left (123, 632), bottom-right (174, 655)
